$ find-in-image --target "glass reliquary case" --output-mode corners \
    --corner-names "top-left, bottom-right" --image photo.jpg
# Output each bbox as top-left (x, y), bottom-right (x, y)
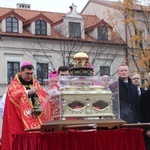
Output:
top-left (45, 76), bottom-right (120, 121)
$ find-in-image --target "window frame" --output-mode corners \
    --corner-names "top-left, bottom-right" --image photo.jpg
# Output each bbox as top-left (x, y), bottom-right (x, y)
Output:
top-left (6, 17), bottom-right (18, 33)
top-left (35, 20), bottom-right (47, 35)
top-left (7, 61), bottom-right (20, 84)
top-left (36, 63), bottom-right (48, 85)
top-left (69, 22), bottom-right (81, 38)
top-left (100, 66), bottom-right (110, 76)
top-left (134, 29), bottom-right (143, 49)
top-left (97, 26), bottom-right (108, 41)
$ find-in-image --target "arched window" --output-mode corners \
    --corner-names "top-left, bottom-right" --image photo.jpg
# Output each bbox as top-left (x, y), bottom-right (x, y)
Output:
top-left (35, 20), bottom-right (47, 35)
top-left (6, 17), bottom-right (18, 33)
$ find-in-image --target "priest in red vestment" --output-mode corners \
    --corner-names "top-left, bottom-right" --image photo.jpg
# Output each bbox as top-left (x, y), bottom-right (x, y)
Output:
top-left (1, 61), bottom-right (52, 150)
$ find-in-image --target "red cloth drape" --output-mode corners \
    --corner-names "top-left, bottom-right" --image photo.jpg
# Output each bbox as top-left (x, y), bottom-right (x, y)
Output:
top-left (12, 129), bottom-right (145, 150)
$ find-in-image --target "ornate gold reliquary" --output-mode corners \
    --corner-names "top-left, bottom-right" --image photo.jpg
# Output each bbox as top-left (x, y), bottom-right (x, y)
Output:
top-left (56, 77), bottom-right (116, 120)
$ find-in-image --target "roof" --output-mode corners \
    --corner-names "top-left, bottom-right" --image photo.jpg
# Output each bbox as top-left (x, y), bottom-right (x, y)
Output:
top-left (0, 6), bottom-right (125, 45)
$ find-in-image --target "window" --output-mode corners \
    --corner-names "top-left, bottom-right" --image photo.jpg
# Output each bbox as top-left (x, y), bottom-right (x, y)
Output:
top-left (36, 63), bottom-right (48, 85)
top-left (7, 62), bottom-right (20, 83)
top-left (134, 29), bottom-right (143, 49)
top-left (98, 26), bottom-right (108, 40)
top-left (100, 66), bottom-right (110, 76)
top-left (6, 17), bottom-right (18, 33)
top-left (69, 22), bottom-right (81, 38)
top-left (35, 20), bottom-right (47, 35)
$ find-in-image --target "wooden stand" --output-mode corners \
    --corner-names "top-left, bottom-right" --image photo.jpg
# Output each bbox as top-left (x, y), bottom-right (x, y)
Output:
top-left (24, 120), bottom-right (150, 133)
top-left (41, 119), bottom-right (126, 132)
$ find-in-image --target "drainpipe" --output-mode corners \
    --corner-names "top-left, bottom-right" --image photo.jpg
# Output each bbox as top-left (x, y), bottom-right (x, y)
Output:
top-left (125, 21), bottom-right (129, 66)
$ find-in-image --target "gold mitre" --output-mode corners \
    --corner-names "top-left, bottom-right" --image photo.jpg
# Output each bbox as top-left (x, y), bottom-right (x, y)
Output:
top-left (73, 52), bottom-right (89, 67)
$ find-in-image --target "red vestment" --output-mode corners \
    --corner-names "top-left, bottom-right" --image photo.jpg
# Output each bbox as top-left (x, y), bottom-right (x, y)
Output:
top-left (1, 73), bottom-right (52, 150)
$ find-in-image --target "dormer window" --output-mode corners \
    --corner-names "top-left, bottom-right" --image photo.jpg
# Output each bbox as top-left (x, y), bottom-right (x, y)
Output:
top-left (98, 26), bottom-right (108, 41)
top-left (35, 20), bottom-right (47, 35)
top-left (69, 22), bottom-right (81, 38)
top-left (6, 17), bottom-right (18, 33)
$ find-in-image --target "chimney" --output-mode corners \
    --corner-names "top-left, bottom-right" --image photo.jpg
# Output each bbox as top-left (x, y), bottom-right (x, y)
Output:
top-left (16, 3), bottom-right (31, 10)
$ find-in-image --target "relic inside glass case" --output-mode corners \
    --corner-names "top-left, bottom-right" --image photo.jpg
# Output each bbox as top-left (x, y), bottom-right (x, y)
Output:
top-left (44, 52), bottom-right (119, 121)
top-left (45, 75), bottom-right (120, 120)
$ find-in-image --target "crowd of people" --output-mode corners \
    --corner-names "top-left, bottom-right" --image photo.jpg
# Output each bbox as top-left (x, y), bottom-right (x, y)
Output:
top-left (0, 62), bottom-right (150, 149)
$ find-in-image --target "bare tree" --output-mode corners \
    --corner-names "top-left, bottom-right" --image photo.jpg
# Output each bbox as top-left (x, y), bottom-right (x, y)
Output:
top-left (24, 13), bottom-right (125, 76)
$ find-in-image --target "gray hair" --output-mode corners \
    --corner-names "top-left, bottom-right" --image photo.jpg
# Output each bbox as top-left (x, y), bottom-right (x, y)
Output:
top-left (129, 72), bottom-right (141, 79)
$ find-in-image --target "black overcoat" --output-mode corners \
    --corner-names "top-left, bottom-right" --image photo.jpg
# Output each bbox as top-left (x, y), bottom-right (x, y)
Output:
top-left (119, 77), bottom-right (139, 123)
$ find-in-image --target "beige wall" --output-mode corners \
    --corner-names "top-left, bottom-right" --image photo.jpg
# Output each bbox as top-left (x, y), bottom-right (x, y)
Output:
top-left (0, 36), bottom-right (125, 96)
top-left (0, 3), bottom-right (126, 96)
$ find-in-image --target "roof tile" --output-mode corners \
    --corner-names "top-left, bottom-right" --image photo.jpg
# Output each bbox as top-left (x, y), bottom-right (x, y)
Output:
top-left (0, 7), bottom-right (125, 45)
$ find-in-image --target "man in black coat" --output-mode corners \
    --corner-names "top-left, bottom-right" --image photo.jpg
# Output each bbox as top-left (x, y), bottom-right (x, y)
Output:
top-left (118, 64), bottom-right (139, 123)
top-left (140, 73), bottom-right (150, 150)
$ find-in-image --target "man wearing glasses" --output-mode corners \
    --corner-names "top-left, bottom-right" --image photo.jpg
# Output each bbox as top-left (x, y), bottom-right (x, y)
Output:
top-left (130, 72), bottom-right (145, 96)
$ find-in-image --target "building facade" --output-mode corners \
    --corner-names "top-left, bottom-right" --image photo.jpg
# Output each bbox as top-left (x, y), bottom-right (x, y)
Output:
top-left (0, 3), bottom-right (126, 97)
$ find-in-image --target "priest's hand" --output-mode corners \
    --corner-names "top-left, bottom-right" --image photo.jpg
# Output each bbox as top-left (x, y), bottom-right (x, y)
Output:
top-left (146, 130), bottom-right (150, 137)
top-left (28, 87), bottom-right (38, 96)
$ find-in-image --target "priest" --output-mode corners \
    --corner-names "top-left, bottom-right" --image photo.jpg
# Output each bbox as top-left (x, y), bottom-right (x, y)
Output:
top-left (1, 61), bottom-right (52, 150)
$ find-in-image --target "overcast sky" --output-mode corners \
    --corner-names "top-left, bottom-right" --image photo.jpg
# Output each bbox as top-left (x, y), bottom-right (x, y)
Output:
top-left (0, 0), bottom-right (89, 13)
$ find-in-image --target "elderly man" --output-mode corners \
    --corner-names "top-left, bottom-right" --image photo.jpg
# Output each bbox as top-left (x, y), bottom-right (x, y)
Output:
top-left (130, 72), bottom-right (144, 96)
top-left (1, 61), bottom-right (52, 150)
top-left (100, 75), bottom-right (110, 90)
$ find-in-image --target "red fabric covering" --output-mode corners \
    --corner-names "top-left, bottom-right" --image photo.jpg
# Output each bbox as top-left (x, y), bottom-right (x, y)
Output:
top-left (12, 128), bottom-right (145, 150)
top-left (1, 73), bottom-right (52, 150)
